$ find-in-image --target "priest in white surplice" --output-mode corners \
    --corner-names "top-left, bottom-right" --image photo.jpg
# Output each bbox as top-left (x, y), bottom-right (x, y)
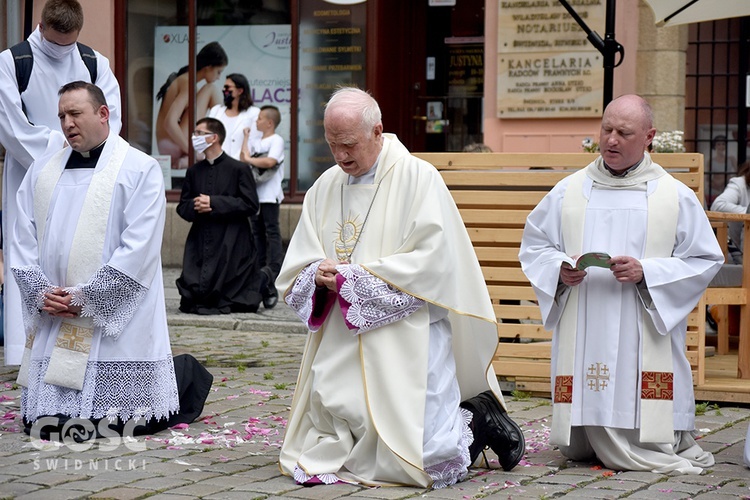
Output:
top-left (277, 88), bottom-right (525, 489)
top-left (519, 95), bottom-right (723, 474)
top-left (12, 81), bottom-right (179, 438)
top-left (0, 0), bottom-right (121, 366)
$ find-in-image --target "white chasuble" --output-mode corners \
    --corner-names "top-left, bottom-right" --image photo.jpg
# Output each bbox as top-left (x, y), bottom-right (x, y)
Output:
top-left (277, 134), bottom-right (503, 487)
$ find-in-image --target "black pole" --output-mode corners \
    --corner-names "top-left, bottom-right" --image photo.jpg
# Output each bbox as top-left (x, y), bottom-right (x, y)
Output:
top-left (738, 17), bottom-right (748, 165)
top-left (188, 0), bottom-right (196, 168)
top-left (602, 0), bottom-right (617, 109)
top-left (558, 0), bottom-right (624, 112)
top-left (24, 0), bottom-right (34, 39)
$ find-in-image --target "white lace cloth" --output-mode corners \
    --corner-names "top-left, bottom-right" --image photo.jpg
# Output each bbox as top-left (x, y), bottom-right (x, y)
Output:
top-left (285, 262), bottom-right (425, 335)
top-left (424, 407), bottom-right (473, 488)
top-left (11, 265), bottom-right (54, 335)
top-left (64, 265), bottom-right (149, 339)
top-left (293, 467), bottom-right (344, 485)
top-left (336, 264), bottom-right (425, 334)
top-left (285, 259), bottom-right (324, 330)
top-left (13, 264), bottom-right (148, 340)
top-left (22, 356), bottom-right (179, 422)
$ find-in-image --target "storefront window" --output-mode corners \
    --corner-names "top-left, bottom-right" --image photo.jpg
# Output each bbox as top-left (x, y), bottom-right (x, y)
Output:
top-left (297, 1), bottom-right (366, 191)
top-left (125, 1), bottom-right (291, 191)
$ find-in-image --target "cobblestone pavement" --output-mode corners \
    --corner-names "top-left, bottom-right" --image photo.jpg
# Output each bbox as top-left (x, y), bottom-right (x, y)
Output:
top-left (0, 268), bottom-right (748, 499)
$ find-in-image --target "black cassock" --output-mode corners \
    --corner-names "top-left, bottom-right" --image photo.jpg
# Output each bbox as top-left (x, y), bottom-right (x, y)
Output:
top-left (176, 152), bottom-right (263, 314)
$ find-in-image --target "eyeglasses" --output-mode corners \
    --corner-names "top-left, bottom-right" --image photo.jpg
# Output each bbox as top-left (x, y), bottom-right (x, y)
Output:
top-left (223, 85), bottom-right (236, 91)
top-left (193, 130), bottom-right (215, 136)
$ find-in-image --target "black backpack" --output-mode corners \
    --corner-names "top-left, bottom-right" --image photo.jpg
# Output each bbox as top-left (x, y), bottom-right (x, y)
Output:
top-left (10, 39), bottom-right (97, 94)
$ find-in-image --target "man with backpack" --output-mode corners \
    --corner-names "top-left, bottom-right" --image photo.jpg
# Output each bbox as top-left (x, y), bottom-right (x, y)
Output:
top-left (0, 0), bottom-right (121, 366)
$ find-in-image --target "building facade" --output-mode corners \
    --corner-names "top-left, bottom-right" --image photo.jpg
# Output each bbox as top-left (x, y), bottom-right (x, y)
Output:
top-left (2, 1), bottom-right (746, 265)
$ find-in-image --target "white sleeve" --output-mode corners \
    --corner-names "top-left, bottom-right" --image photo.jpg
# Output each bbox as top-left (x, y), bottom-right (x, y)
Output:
top-left (0, 50), bottom-right (55, 168)
top-left (10, 159), bottom-right (54, 334)
top-left (519, 180), bottom-right (574, 330)
top-left (267, 134), bottom-right (285, 163)
top-left (94, 51), bottom-right (123, 135)
top-left (65, 156), bottom-right (165, 338)
top-left (640, 186), bottom-right (724, 333)
top-left (710, 177), bottom-right (748, 214)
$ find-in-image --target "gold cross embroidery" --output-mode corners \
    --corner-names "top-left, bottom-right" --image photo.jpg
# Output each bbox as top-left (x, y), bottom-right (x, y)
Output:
top-left (54, 323), bottom-right (93, 354)
top-left (586, 362), bottom-right (610, 392)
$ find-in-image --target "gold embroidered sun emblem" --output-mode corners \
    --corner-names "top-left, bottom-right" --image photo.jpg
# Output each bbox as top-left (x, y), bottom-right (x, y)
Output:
top-left (335, 212), bottom-right (362, 262)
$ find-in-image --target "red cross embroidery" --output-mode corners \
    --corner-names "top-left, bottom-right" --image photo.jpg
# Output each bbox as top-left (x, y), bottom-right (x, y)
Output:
top-left (641, 371), bottom-right (673, 400)
top-left (554, 375), bottom-right (573, 403)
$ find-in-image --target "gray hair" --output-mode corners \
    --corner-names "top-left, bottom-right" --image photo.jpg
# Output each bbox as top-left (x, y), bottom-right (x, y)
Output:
top-left (325, 86), bottom-right (382, 132)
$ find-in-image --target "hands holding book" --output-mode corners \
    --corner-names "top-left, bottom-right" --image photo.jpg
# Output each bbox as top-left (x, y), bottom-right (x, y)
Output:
top-left (560, 253), bottom-right (643, 286)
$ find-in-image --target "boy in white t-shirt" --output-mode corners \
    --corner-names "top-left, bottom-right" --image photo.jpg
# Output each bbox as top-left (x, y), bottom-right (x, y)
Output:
top-left (241, 106), bottom-right (285, 308)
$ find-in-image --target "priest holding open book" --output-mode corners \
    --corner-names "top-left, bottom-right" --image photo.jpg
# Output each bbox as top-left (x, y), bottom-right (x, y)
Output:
top-left (519, 94), bottom-right (723, 473)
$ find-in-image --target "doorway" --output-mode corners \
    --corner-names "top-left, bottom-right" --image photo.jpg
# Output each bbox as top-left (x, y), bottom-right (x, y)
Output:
top-left (369, 0), bottom-right (486, 153)
top-left (419, 0), bottom-right (486, 152)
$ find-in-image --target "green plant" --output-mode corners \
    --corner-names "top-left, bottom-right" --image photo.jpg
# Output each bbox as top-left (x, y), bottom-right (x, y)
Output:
top-left (261, 340), bottom-right (270, 348)
top-left (237, 364), bottom-right (246, 373)
top-left (695, 401), bottom-right (720, 415)
top-left (511, 389), bottom-right (532, 400)
top-left (274, 383), bottom-right (288, 390)
top-left (263, 371), bottom-right (275, 380)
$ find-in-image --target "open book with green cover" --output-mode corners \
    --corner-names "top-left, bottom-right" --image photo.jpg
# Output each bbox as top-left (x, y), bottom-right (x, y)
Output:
top-left (576, 252), bottom-right (612, 270)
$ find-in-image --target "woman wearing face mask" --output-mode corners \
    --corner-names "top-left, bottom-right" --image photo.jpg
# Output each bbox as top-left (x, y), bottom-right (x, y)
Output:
top-left (155, 41), bottom-right (228, 170)
top-left (207, 73), bottom-right (261, 160)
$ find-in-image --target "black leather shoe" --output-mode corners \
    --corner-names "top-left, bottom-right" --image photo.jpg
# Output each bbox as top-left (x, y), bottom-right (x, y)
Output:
top-left (263, 286), bottom-right (278, 309)
top-left (260, 266), bottom-right (278, 309)
top-left (460, 390), bottom-right (525, 471)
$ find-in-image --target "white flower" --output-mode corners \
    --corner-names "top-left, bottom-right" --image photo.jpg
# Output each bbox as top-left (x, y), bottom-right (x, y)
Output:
top-left (651, 130), bottom-right (686, 153)
top-left (582, 137), bottom-right (599, 153)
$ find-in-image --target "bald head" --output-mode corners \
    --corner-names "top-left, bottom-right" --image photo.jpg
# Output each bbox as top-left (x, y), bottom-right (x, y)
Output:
top-left (599, 94), bottom-right (656, 172)
top-left (604, 94), bottom-right (654, 129)
top-left (323, 87), bottom-right (384, 178)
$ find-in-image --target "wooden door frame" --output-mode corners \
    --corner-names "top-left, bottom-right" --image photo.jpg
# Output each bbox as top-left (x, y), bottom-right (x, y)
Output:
top-left (367, 0), bottom-right (427, 152)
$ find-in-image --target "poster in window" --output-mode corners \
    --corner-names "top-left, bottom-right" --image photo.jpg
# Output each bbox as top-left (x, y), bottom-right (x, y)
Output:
top-left (152, 25), bottom-right (291, 189)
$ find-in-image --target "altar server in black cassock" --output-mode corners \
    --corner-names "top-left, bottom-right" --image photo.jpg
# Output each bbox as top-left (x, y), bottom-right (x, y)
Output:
top-left (176, 117), bottom-right (264, 314)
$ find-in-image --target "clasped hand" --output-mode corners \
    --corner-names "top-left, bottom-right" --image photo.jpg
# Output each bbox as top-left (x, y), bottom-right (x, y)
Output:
top-left (194, 194), bottom-right (211, 213)
top-left (42, 287), bottom-right (82, 318)
top-left (560, 255), bottom-right (643, 286)
top-left (315, 258), bottom-right (344, 292)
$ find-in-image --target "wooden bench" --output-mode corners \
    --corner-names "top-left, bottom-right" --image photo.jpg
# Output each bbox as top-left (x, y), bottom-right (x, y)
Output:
top-left (704, 211), bottom-right (750, 380)
top-left (413, 152), bottom-right (750, 402)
